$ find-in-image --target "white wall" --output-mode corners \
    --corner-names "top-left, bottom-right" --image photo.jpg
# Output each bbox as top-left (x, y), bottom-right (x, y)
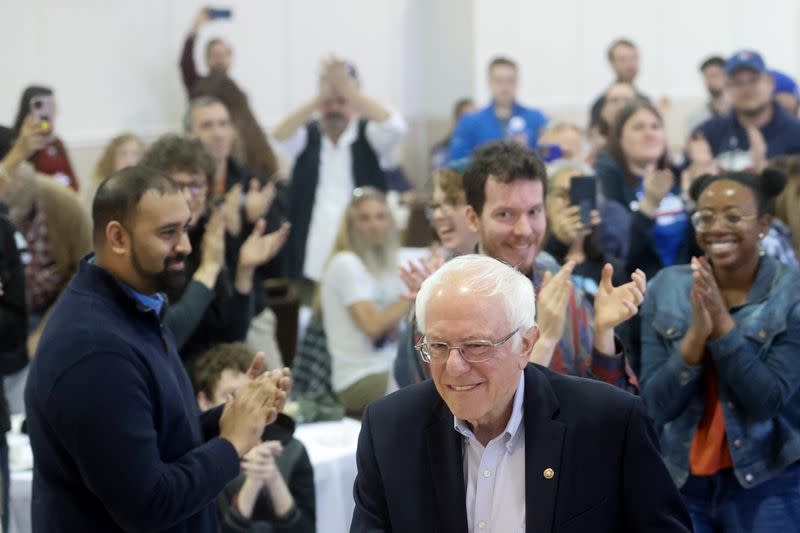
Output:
top-left (472, 0), bottom-right (800, 117)
top-left (0, 0), bottom-right (416, 145)
top-left (3, 0), bottom-right (800, 183)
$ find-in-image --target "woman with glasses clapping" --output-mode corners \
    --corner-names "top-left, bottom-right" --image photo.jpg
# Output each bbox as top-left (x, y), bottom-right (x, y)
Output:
top-left (639, 169), bottom-right (800, 532)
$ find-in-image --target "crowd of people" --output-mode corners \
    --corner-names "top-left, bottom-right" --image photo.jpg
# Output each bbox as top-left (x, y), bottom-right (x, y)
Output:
top-left (1, 6), bottom-right (800, 532)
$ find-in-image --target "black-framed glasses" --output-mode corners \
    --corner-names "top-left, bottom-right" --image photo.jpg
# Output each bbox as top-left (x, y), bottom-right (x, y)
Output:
top-left (415, 328), bottom-right (519, 364)
top-left (691, 210), bottom-right (758, 231)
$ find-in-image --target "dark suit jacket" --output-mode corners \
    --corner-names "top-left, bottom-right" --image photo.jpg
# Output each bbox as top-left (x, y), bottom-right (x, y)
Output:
top-left (351, 364), bottom-right (692, 533)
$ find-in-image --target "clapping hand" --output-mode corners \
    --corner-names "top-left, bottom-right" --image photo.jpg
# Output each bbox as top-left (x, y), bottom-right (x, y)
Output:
top-left (593, 265), bottom-right (646, 332)
top-left (245, 179), bottom-right (276, 225)
top-left (221, 184), bottom-right (243, 237)
top-left (745, 126), bottom-right (767, 174)
top-left (219, 373), bottom-right (279, 457)
top-left (246, 352), bottom-right (293, 425)
top-left (238, 220), bottom-right (291, 270)
top-left (691, 257), bottom-right (734, 340)
top-left (640, 166), bottom-right (675, 216)
top-left (399, 255), bottom-right (445, 301)
top-left (241, 440), bottom-right (283, 485)
top-left (536, 262), bottom-right (576, 344)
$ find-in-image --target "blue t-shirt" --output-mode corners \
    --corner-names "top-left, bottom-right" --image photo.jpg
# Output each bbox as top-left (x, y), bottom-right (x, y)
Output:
top-left (634, 182), bottom-right (688, 268)
top-left (448, 101), bottom-right (548, 161)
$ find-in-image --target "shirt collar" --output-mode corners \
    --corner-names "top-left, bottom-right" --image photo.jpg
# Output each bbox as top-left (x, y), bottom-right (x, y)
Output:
top-left (453, 371), bottom-right (526, 453)
top-left (88, 255), bottom-right (166, 315)
top-left (746, 255), bottom-right (777, 304)
top-left (122, 285), bottom-right (166, 316)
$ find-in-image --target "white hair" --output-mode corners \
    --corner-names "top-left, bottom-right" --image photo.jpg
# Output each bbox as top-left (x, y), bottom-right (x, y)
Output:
top-left (415, 254), bottom-right (536, 337)
top-left (545, 159), bottom-right (594, 178)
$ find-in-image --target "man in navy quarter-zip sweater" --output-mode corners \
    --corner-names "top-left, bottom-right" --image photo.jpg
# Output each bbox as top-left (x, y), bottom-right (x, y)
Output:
top-left (24, 165), bottom-right (291, 532)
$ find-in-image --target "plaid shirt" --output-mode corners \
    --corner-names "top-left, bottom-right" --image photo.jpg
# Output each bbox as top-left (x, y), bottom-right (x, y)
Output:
top-left (762, 219), bottom-right (799, 268)
top-left (19, 200), bottom-right (64, 313)
top-left (530, 253), bottom-right (631, 389)
top-left (292, 316), bottom-right (337, 399)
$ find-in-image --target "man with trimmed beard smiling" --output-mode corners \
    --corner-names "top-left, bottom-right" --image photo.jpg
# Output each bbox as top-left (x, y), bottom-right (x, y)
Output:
top-left (463, 141), bottom-right (645, 389)
top-left (24, 166), bottom-right (292, 532)
top-left (140, 134), bottom-right (289, 364)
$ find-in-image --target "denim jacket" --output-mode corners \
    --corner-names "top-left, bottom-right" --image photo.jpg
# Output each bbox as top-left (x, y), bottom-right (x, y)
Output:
top-left (639, 256), bottom-right (800, 489)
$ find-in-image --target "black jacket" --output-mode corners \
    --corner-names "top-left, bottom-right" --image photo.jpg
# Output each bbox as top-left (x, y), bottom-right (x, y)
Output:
top-left (0, 210), bottom-right (28, 433)
top-left (165, 212), bottom-right (253, 365)
top-left (219, 414), bottom-right (316, 533)
top-left (25, 257), bottom-right (238, 532)
top-left (352, 364), bottom-right (692, 533)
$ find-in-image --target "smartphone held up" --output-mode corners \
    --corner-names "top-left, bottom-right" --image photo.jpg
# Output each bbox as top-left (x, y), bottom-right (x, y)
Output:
top-left (207, 7), bottom-right (232, 20)
top-left (569, 176), bottom-right (596, 226)
top-left (30, 95), bottom-right (56, 145)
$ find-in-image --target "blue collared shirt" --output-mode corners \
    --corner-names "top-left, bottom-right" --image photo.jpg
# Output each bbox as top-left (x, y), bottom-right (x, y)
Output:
top-left (120, 284), bottom-right (166, 316)
top-left (87, 255), bottom-right (166, 315)
top-left (454, 372), bottom-right (526, 532)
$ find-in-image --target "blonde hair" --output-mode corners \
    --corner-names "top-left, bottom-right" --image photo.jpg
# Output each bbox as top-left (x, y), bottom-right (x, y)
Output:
top-left (90, 133), bottom-right (145, 187)
top-left (313, 187), bottom-right (398, 310)
top-left (331, 187), bottom-right (397, 269)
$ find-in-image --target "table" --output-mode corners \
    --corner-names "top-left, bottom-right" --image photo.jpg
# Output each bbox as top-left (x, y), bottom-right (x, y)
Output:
top-left (8, 418), bottom-right (362, 533)
top-left (295, 418), bottom-right (361, 533)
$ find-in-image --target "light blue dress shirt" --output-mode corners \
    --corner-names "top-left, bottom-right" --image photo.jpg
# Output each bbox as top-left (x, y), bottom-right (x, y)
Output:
top-left (454, 372), bottom-right (526, 532)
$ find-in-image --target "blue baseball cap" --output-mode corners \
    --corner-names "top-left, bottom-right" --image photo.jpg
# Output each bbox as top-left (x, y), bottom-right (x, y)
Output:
top-left (771, 69), bottom-right (799, 96)
top-left (725, 50), bottom-right (766, 75)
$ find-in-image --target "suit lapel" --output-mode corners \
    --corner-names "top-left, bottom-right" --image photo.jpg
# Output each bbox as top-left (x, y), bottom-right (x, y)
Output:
top-left (425, 398), bottom-right (468, 533)
top-left (524, 365), bottom-right (566, 533)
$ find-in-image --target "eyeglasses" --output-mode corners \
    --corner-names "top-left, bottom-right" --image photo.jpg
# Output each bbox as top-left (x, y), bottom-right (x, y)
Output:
top-left (178, 181), bottom-right (208, 196)
top-left (691, 210), bottom-right (758, 231)
top-left (415, 328), bottom-right (519, 364)
top-left (425, 200), bottom-right (464, 220)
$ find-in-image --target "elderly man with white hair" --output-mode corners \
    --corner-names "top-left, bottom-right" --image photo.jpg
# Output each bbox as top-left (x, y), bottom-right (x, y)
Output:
top-left (350, 254), bottom-right (691, 533)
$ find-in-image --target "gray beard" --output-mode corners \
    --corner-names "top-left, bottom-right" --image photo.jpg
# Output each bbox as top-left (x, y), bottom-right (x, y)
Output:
top-left (321, 115), bottom-right (348, 139)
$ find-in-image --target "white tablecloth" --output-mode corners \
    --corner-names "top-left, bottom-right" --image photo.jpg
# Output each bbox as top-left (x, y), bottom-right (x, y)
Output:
top-left (8, 418), bottom-right (362, 533)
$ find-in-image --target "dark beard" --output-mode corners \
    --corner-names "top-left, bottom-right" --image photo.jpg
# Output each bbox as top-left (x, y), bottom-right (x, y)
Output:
top-left (708, 88), bottom-right (724, 99)
top-left (130, 243), bottom-right (188, 295)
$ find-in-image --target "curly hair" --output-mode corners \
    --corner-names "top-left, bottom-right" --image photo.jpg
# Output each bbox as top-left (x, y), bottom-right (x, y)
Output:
top-left (139, 133), bottom-right (215, 182)
top-left (462, 141), bottom-right (547, 215)
top-left (192, 342), bottom-right (254, 400)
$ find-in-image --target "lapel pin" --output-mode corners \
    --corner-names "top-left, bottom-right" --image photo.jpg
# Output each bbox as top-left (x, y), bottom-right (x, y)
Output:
top-left (543, 468), bottom-right (555, 480)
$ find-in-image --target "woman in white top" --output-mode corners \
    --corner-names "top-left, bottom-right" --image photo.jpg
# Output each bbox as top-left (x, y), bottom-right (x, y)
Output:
top-left (320, 187), bottom-right (410, 416)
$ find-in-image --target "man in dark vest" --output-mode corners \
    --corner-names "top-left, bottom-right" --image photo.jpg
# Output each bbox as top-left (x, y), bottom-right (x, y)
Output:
top-left (272, 57), bottom-right (406, 302)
